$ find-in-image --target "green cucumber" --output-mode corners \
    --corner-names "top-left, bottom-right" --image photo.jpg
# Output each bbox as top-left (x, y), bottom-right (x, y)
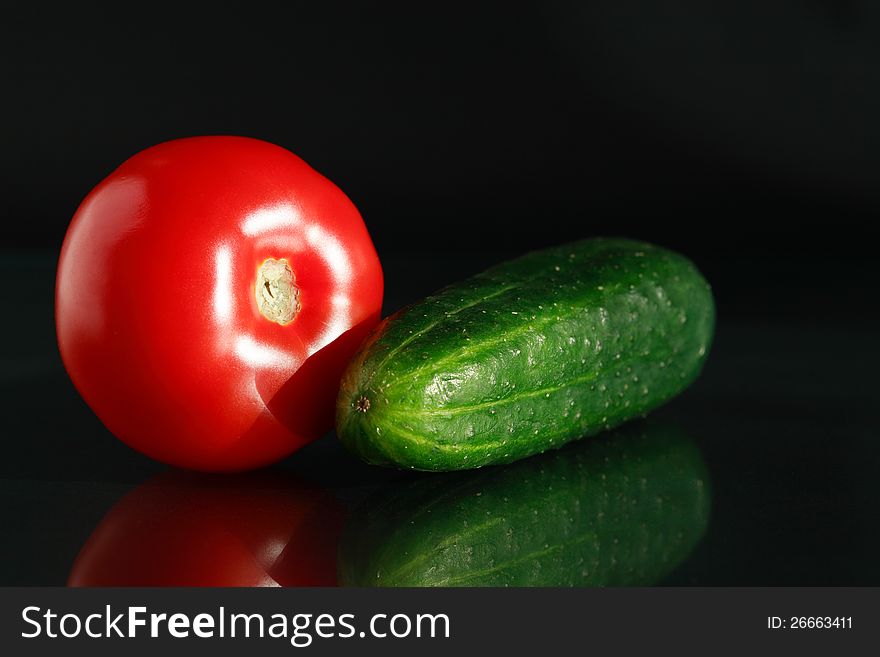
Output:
top-left (336, 238), bottom-right (714, 471)
top-left (338, 422), bottom-right (710, 587)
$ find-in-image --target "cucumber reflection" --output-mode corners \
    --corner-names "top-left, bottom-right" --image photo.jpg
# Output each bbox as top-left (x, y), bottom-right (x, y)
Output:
top-left (69, 422), bottom-right (708, 587)
top-left (68, 471), bottom-right (345, 587)
top-left (339, 421), bottom-right (710, 586)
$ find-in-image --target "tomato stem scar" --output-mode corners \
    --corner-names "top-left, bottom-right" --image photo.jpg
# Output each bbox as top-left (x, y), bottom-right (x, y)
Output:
top-left (256, 258), bottom-right (300, 325)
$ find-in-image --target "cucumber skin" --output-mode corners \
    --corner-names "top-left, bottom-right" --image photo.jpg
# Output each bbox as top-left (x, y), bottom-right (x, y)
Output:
top-left (336, 238), bottom-right (714, 471)
top-left (338, 422), bottom-right (710, 587)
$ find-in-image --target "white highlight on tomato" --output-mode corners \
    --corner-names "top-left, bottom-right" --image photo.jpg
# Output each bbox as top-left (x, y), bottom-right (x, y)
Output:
top-left (212, 244), bottom-right (234, 325)
top-left (240, 202), bottom-right (302, 236)
top-left (234, 335), bottom-right (298, 369)
top-left (304, 224), bottom-right (353, 354)
top-left (305, 224), bottom-right (352, 285)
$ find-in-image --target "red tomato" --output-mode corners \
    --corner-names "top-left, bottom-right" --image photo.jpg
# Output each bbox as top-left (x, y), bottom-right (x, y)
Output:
top-left (68, 471), bottom-right (345, 586)
top-left (56, 137), bottom-right (383, 471)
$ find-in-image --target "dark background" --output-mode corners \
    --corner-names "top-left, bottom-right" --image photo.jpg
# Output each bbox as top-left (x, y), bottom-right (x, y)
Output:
top-left (4, 2), bottom-right (880, 319)
top-left (1, 2), bottom-right (878, 585)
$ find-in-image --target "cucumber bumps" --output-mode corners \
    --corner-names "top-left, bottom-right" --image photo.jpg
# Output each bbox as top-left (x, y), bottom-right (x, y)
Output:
top-left (336, 239), bottom-right (714, 471)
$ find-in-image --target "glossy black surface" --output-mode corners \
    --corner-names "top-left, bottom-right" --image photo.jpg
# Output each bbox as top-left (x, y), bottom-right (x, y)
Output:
top-left (3, 2), bottom-right (880, 586)
top-left (1, 251), bottom-right (878, 585)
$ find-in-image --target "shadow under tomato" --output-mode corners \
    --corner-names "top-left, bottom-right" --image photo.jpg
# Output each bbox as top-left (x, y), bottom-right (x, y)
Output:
top-left (216, 315), bottom-right (381, 471)
top-left (264, 314), bottom-right (380, 439)
top-left (68, 470), bottom-right (346, 587)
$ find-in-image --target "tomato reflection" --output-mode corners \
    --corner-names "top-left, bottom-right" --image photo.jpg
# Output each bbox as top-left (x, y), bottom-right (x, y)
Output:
top-left (68, 470), bottom-right (345, 587)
